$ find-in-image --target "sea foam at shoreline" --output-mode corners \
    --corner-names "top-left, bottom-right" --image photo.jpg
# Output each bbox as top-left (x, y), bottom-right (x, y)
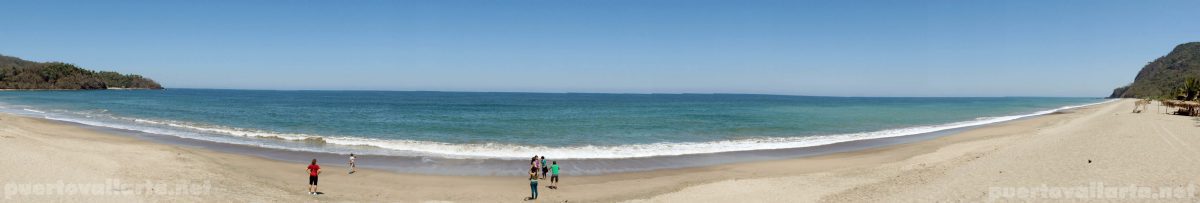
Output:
top-left (0, 89), bottom-right (1110, 160)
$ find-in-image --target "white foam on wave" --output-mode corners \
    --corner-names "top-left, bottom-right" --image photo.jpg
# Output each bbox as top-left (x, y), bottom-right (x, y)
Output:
top-left (126, 118), bottom-right (321, 141)
top-left (0, 99), bottom-right (1117, 159)
top-left (323, 99), bottom-right (1118, 159)
top-left (22, 108), bottom-right (45, 114)
top-left (0, 105), bottom-right (339, 153)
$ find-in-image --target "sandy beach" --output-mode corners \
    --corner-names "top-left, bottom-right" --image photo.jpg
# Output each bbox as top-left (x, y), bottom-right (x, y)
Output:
top-left (2, 99), bottom-right (1198, 202)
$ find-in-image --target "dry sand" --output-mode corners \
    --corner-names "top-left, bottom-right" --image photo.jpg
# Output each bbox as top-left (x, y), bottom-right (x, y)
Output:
top-left (1, 99), bottom-right (1196, 202)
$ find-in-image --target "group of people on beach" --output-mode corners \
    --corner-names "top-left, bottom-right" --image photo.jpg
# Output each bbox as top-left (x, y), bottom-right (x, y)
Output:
top-left (303, 153), bottom-right (561, 200)
top-left (528, 155), bottom-right (560, 200)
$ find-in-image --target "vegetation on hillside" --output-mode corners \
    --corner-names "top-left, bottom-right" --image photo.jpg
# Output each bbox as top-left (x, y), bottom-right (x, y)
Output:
top-left (0, 54), bottom-right (162, 90)
top-left (1110, 42), bottom-right (1200, 99)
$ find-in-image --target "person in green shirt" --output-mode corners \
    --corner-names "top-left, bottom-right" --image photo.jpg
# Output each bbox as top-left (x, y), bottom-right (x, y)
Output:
top-left (550, 161), bottom-right (560, 189)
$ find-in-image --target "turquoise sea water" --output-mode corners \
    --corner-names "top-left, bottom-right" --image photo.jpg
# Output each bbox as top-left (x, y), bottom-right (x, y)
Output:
top-left (0, 89), bottom-right (1106, 159)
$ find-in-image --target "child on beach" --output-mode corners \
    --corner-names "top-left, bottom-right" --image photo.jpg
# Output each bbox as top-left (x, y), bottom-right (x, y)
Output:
top-left (550, 161), bottom-right (560, 189)
top-left (307, 159), bottom-right (321, 195)
top-left (348, 153), bottom-right (357, 174)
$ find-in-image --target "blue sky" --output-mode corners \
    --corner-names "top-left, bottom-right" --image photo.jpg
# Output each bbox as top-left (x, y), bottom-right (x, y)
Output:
top-left (1, 0), bottom-right (1197, 97)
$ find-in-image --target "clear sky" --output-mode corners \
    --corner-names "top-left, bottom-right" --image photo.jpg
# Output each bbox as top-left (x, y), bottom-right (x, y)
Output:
top-left (1, 0), bottom-right (1197, 97)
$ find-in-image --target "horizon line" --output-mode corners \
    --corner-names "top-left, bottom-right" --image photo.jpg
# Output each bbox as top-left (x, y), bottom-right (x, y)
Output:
top-left (157, 87), bottom-right (1106, 98)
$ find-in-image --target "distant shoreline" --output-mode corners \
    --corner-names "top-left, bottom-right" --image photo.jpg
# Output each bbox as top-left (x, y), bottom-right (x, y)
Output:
top-left (104, 87), bottom-right (163, 90)
top-left (0, 87), bottom-right (163, 91)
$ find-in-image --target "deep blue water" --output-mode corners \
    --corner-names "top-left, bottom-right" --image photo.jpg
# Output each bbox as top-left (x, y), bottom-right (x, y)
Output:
top-left (0, 89), bottom-right (1106, 159)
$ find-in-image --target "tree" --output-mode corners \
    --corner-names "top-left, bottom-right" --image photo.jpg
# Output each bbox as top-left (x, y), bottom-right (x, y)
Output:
top-left (0, 54), bottom-right (161, 90)
top-left (1180, 77), bottom-right (1200, 101)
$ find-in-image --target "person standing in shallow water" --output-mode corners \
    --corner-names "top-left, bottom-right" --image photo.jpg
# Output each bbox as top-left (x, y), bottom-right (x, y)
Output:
top-left (307, 159), bottom-right (321, 195)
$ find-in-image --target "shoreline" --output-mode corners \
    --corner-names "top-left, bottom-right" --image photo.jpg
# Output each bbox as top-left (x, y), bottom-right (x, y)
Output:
top-left (3, 99), bottom-right (1198, 201)
top-left (0, 98), bottom-right (1114, 176)
top-left (66, 115), bottom-right (977, 176)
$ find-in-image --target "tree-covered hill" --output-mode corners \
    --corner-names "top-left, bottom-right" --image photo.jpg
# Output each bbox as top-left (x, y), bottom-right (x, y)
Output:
top-left (1110, 42), bottom-right (1200, 98)
top-left (0, 54), bottom-right (163, 90)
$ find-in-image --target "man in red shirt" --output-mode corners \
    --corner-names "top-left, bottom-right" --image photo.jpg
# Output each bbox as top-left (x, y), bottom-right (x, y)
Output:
top-left (307, 159), bottom-right (321, 195)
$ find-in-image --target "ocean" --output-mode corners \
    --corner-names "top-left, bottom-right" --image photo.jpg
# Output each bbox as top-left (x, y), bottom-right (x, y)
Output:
top-left (0, 89), bottom-right (1108, 174)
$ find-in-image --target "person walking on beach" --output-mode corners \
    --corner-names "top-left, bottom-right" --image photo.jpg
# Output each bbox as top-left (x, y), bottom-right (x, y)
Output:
top-left (348, 153), bottom-right (357, 174)
top-left (528, 166), bottom-right (539, 200)
top-left (307, 159), bottom-right (322, 195)
top-left (540, 156), bottom-right (548, 179)
top-left (550, 161), bottom-right (560, 189)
